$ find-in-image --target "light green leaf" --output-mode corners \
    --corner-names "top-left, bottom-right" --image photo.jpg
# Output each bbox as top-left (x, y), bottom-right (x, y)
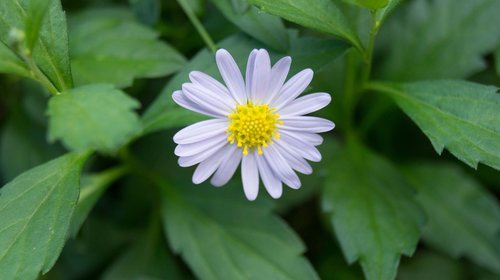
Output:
top-left (161, 181), bottom-right (318, 280)
top-left (248, 0), bottom-right (363, 52)
top-left (374, 0), bottom-right (402, 25)
top-left (369, 80), bottom-right (500, 170)
top-left (379, 0), bottom-right (500, 81)
top-left (343, 0), bottom-right (389, 10)
top-left (102, 219), bottom-right (183, 280)
top-left (48, 84), bottom-right (142, 153)
top-left (0, 41), bottom-right (30, 77)
top-left (142, 33), bottom-right (349, 134)
top-left (402, 163), bottom-right (500, 274)
top-left (322, 141), bottom-right (425, 280)
top-left (70, 167), bottom-right (128, 237)
top-left (230, 0), bottom-right (250, 14)
top-left (69, 8), bottom-right (186, 88)
top-left (0, 0), bottom-right (73, 90)
top-left (210, 0), bottom-right (289, 51)
top-left (0, 152), bottom-right (89, 280)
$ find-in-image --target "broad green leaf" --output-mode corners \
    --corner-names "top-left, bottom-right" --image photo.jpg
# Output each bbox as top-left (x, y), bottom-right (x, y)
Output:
top-left (402, 163), bottom-right (500, 274)
top-left (343, 0), bottom-right (389, 10)
top-left (322, 141), bottom-right (425, 280)
top-left (69, 8), bottom-right (186, 88)
top-left (374, 0), bottom-right (402, 26)
top-left (379, 0), bottom-right (500, 81)
top-left (0, 41), bottom-right (30, 77)
top-left (24, 0), bottom-right (51, 51)
top-left (248, 0), bottom-right (363, 52)
top-left (102, 220), bottom-right (183, 280)
top-left (161, 180), bottom-right (319, 280)
top-left (70, 167), bottom-right (128, 237)
top-left (142, 33), bottom-right (349, 134)
top-left (210, 0), bottom-right (289, 51)
top-left (369, 80), bottom-right (500, 170)
top-left (0, 152), bottom-right (89, 280)
top-left (0, 0), bottom-right (73, 91)
top-left (0, 104), bottom-right (62, 182)
top-left (397, 250), bottom-right (467, 280)
top-left (48, 84), bottom-right (142, 153)
top-left (230, 0), bottom-right (250, 14)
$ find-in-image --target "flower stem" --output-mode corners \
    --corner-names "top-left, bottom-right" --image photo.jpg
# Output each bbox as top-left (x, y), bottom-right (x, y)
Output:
top-left (360, 14), bottom-right (380, 87)
top-left (176, 0), bottom-right (217, 53)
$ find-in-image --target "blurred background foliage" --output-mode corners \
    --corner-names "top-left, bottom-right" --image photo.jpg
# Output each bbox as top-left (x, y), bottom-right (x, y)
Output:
top-left (0, 0), bottom-right (499, 279)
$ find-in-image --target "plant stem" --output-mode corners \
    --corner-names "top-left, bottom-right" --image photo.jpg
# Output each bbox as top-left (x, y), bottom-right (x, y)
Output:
top-left (176, 0), bottom-right (217, 53)
top-left (360, 14), bottom-right (380, 87)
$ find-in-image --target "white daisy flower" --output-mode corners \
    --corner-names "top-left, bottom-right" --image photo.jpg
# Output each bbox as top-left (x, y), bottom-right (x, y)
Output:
top-left (172, 48), bottom-right (335, 200)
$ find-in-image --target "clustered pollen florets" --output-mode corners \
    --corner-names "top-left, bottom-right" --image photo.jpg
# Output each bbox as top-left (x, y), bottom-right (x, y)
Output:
top-left (227, 102), bottom-right (282, 156)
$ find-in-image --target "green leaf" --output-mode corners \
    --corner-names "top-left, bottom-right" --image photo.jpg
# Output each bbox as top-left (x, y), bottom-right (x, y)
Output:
top-left (209, 0), bottom-right (290, 51)
top-left (48, 84), bottom-right (142, 153)
top-left (0, 41), bottom-right (30, 77)
top-left (379, 0), bottom-right (500, 81)
top-left (402, 163), bottom-right (500, 274)
top-left (322, 141), bottom-right (425, 280)
top-left (70, 167), bottom-right (128, 237)
top-left (0, 152), bottom-right (89, 280)
top-left (68, 8), bottom-right (186, 88)
top-left (0, 103), bottom-right (62, 182)
top-left (343, 0), bottom-right (389, 10)
top-left (369, 80), bottom-right (500, 170)
top-left (0, 0), bottom-right (73, 90)
top-left (142, 33), bottom-right (349, 134)
top-left (161, 180), bottom-right (319, 280)
top-left (248, 0), bottom-right (363, 52)
top-left (102, 219), bottom-right (183, 280)
top-left (397, 250), bottom-right (467, 280)
top-left (495, 46), bottom-right (500, 77)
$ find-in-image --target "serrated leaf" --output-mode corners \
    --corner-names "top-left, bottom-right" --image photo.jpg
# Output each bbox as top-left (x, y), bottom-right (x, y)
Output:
top-left (0, 0), bottom-right (73, 90)
top-left (102, 220), bottom-right (183, 280)
top-left (142, 33), bottom-right (349, 134)
top-left (322, 141), bottom-right (424, 280)
top-left (161, 180), bottom-right (318, 280)
top-left (210, 0), bottom-right (289, 51)
top-left (343, 0), bottom-right (389, 10)
top-left (70, 167), bottom-right (127, 237)
top-left (0, 41), bottom-right (30, 77)
top-left (379, 0), bottom-right (500, 81)
top-left (402, 163), bottom-right (500, 274)
top-left (68, 8), bottom-right (186, 88)
top-left (0, 152), bottom-right (89, 280)
top-left (48, 84), bottom-right (142, 153)
top-left (248, 0), bottom-right (363, 52)
top-left (370, 80), bottom-right (500, 170)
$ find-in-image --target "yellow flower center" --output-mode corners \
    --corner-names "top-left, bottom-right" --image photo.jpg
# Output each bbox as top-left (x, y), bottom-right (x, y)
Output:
top-left (227, 102), bottom-right (282, 155)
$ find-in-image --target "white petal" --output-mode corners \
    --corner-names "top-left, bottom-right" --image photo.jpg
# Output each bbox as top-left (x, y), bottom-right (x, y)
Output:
top-left (280, 116), bottom-right (335, 133)
top-left (183, 83), bottom-right (235, 115)
top-left (256, 154), bottom-right (283, 199)
top-left (275, 141), bottom-right (312, 174)
top-left (241, 152), bottom-right (259, 201)
top-left (173, 119), bottom-right (228, 144)
top-left (271, 69), bottom-right (313, 110)
top-left (216, 49), bottom-right (246, 104)
top-left (264, 56), bottom-right (291, 104)
top-left (278, 93), bottom-right (331, 116)
top-left (178, 141), bottom-right (228, 167)
top-left (189, 71), bottom-right (233, 100)
top-left (263, 144), bottom-right (301, 189)
top-left (175, 133), bottom-right (227, 157)
top-left (279, 130), bottom-right (322, 162)
top-left (246, 49), bottom-right (271, 103)
top-left (210, 144), bottom-right (242, 187)
top-left (192, 145), bottom-right (229, 184)
top-left (245, 49), bottom-right (258, 100)
top-left (286, 132), bottom-right (323, 146)
top-left (172, 90), bottom-right (220, 117)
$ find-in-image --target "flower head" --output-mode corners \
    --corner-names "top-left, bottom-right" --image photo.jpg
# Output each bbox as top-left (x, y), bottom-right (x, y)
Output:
top-left (173, 49), bottom-right (335, 200)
